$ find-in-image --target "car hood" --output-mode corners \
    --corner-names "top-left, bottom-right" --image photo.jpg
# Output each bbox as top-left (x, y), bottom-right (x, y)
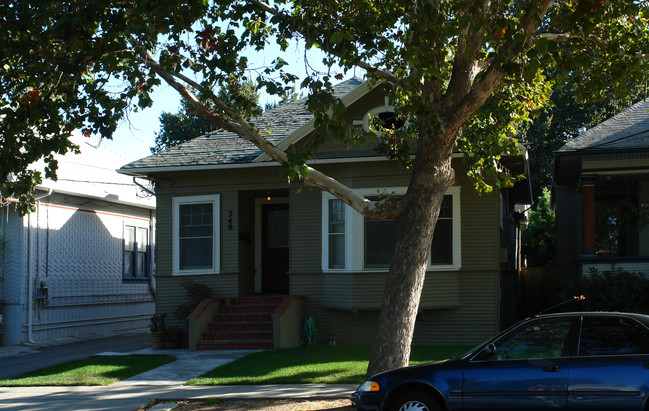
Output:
top-left (371, 357), bottom-right (465, 381)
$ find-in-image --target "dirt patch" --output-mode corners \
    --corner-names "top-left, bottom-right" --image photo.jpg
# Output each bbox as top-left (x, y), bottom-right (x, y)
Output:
top-left (156, 398), bottom-right (353, 410)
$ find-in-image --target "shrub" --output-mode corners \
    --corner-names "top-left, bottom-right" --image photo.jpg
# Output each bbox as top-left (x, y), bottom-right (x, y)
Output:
top-left (174, 279), bottom-right (212, 323)
top-left (564, 267), bottom-right (649, 313)
top-left (522, 187), bottom-right (555, 267)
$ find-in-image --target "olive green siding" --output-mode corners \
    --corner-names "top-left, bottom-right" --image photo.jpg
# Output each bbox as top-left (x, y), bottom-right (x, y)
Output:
top-left (155, 274), bottom-right (239, 328)
top-left (290, 270), bottom-right (497, 345)
top-left (152, 167), bottom-right (292, 325)
top-left (151, 157), bottom-right (502, 342)
top-left (220, 192), bottom-right (238, 272)
top-left (289, 187), bottom-right (322, 273)
top-left (287, 159), bottom-right (500, 345)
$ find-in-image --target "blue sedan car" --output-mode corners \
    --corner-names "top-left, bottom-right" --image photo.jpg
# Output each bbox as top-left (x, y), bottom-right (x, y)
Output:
top-left (352, 312), bottom-right (649, 411)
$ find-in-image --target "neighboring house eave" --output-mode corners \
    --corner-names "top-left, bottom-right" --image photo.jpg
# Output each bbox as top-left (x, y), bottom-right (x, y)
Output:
top-left (32, 185), bottom-right (156, 210)
top-left (553, 147), bottom-right (649, 188)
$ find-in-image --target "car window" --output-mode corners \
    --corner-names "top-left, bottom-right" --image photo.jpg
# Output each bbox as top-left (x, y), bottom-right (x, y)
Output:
top-left (578, 316), bottom-right (649, 356)
top-left (491, 318), bottom-right (572, 360)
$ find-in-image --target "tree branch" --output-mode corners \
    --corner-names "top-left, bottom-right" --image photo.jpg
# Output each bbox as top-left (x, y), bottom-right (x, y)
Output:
top-left (443, 0), bottom-right (555, 133)
top-left (537, 32), bottom-right (609, 50)
top-left (246, 0), bottom-right (407, 87)
top-left (537, 32), bottom-right (649, 59)
top-left (138, 48), bottom-right (400, 219)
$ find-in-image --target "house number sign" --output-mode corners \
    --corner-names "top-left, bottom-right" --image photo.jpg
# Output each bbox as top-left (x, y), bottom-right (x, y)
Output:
top-left (227, 210), bottom-right (233, 230)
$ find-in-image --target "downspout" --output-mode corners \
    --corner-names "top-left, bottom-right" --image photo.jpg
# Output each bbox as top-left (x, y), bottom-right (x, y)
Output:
top-left (26, 188), bottom-right (52, 345)
top-left (133, 177), bottom-right (155, 196)
top-left (148, 209), bottom-right (156, 299)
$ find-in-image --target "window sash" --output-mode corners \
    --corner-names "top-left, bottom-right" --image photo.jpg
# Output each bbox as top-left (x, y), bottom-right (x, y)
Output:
top-left (173, 194), bottom-right (220, 275)
top-left (431, 196), bottom-right (453, 265)
top-left (124, 225), bottom-right (149, 279)
top-left (323, 188), bottom-right (460, 272)
top-left (328, 199), bottom-right (346, 269)
top-left (179, 203), bottom-right (213, 270)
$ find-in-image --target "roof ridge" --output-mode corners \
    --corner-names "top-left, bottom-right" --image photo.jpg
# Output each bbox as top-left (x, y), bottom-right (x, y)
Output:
top-left (558, 98), bottom-right (649, 152)
top-left (119, 77), bottom-right (368, 172)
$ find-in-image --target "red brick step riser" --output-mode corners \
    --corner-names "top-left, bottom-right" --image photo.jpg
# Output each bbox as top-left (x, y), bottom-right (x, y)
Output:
top-left (196, 342), bottom-right (273, 350)
top-left (196, 296), bottom-right (284, 350)
top-left (207, 323), bottom-right (272, 332)
top-left (202, 332), bottom-right (272, 341)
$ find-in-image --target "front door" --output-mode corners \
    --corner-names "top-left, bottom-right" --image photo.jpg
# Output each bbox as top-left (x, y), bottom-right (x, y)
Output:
top-left (261, 203), bottom-right (289, 294)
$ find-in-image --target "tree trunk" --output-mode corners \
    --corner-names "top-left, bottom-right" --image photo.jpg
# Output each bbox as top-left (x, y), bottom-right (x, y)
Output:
top-left (366, 127), bottom-right (455, 377)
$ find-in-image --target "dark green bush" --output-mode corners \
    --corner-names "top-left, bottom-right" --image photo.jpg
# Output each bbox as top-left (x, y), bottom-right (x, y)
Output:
top-left (174, 279), bottom-right (212, 323)
top-left (564, 267), bottom-right (649, 313)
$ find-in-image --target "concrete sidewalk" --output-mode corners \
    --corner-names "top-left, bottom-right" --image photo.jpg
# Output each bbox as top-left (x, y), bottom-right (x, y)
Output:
top-left (0, 345), bottom-right (357, 410)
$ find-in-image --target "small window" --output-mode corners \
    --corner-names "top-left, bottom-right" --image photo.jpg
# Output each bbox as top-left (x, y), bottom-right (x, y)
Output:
top-left (377, 112), bottom-right (405, 131)
top-left (124, 225), bottom-right (149, 280)
top-left (578, 316), bottom-right (649, 356)
top-left (328, 199), bottom-right (346, 269)
top-left (431, 196), bottom-right (453, 265)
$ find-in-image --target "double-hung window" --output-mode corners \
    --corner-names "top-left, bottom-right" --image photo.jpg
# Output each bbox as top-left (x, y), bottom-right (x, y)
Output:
top-left (328, 199), bottom-right (346, 269)
top-left (124, 225), bottom-right (150, 280)
top-left (322, 187), bottom-right (461, 272)
top-left (173, 194), bottom-right (220, 274)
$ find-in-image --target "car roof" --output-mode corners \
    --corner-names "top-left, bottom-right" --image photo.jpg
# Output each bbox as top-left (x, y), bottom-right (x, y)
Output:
top-left (534, 311), bottom-right (649, 322)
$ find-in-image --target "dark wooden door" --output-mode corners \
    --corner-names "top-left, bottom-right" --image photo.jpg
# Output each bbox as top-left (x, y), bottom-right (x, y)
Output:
top-left (261, 203), bottom-right (289, 294)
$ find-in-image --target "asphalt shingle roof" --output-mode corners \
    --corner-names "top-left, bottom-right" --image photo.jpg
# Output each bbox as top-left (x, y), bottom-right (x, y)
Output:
top-left (558, 98), bottom-right (649, 153)
top-left (121, 78), bottom-right (365, 172)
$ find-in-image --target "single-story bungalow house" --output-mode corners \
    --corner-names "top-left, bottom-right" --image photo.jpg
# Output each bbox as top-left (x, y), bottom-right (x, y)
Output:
top-left (119, 78), bottom-right (532, 349)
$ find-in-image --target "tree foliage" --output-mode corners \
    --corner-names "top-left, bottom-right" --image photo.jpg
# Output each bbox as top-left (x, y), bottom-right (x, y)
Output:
top-left (522, 187), bottom-right (555, 267)
top-left (151, 78), bottom-right (259, 153)
top-left (2, 0), bottom-right (649, 375)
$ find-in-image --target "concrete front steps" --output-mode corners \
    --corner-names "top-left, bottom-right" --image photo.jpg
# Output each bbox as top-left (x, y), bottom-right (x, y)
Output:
top-left (196, 296), bottom-right (285, 351)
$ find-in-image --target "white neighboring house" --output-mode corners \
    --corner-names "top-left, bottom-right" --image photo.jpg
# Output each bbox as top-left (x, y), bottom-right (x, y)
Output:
top-left (0, 134), bottom-right (156, 346)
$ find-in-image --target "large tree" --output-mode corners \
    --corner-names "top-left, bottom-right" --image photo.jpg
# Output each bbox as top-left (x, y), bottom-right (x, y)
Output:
top-left (2, 0), bottom-right (648, 376)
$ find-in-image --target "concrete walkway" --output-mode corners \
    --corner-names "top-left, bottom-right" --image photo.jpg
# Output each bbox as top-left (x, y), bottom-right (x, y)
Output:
top-left (0, 336), bottom-right (357, 410)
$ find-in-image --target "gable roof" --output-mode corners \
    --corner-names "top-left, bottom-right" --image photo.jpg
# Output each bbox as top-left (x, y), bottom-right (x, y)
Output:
top-left (552, 98), bottom-right (649, 189)
top-left (119, 78), bottom-right (367, 176)
top-left (557, 98), bottom-right (649, 153)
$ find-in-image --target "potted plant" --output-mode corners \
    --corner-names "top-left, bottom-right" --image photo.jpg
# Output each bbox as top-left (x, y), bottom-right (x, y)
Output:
top-left (163, 326), bottom-right (183, 349)
top-left (149, 313), bottom-right (166, 350)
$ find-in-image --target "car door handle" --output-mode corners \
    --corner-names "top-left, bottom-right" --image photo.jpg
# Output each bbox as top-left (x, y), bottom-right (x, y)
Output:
top-left (541, 364), bottom-right (560, 372)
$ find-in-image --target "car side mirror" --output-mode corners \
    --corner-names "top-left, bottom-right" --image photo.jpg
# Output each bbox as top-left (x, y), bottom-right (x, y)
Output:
top-left (482, 343), bottom-right (497, 360)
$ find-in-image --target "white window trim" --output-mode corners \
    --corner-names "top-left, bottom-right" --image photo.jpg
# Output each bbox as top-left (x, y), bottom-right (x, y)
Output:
top-left (322, 186), bottom-right (462, 272)
top-left (431, 186), bottom-right (461, 271)
top-left (172, 194), bottom-right (220, 275)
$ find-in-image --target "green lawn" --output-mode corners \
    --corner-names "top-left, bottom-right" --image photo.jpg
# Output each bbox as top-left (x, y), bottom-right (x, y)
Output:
top-left (188, 344), bottom-right (474, 385)
top-left (0, 354), bottom-right (176, 386)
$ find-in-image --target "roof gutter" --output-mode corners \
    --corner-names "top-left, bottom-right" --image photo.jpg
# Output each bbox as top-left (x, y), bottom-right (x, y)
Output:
top-left (117, 152), bottom-right (466, 179)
